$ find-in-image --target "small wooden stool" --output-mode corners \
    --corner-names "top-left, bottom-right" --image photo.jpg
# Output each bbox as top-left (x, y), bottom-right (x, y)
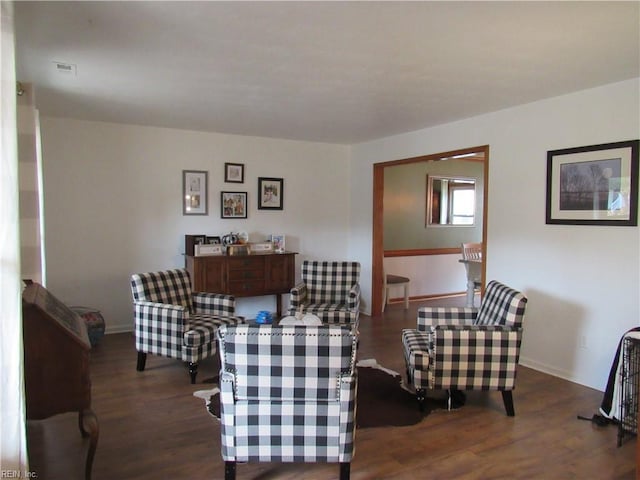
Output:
top-left (383, 274), bottom-right (410, 311)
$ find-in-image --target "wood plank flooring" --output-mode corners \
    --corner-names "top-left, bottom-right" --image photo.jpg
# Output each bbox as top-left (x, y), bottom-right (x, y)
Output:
top-left (27, 296), bottom-right (636, 479)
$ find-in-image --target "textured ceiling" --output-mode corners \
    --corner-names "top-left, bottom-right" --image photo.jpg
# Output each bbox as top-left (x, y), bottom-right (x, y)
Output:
top-left (14, 1), bottom-right (640, 145)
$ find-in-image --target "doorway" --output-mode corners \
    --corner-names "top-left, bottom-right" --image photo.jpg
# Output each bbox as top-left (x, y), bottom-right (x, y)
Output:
top-left (371, 145), bottom-right (489, 315)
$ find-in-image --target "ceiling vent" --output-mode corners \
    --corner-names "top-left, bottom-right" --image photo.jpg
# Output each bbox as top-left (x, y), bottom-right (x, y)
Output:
top-left (53, 61), bottom-right (77, 76)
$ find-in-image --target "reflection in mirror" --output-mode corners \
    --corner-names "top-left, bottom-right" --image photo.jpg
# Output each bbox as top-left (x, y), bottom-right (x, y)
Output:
top-left (427, 175), bottom-right (476, 226)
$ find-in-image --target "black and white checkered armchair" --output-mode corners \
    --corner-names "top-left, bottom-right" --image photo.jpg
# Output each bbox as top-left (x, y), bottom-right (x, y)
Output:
top-left (130, 268), bottom-right (245, 384)
top-left (216, 324), bottom-right (358, 480)
top-left (287, 261), bottom-right (361, 325)
top-left (402, 280), bottom-right (527, 416)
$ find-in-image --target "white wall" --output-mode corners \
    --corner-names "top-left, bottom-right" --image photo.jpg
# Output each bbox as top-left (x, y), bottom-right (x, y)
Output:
top-left (384, 255), bottom-right (467, 300)
top-left (350, 78), bottom-right (640, 391)
top-left (40, 118), bottom-right (350, 332)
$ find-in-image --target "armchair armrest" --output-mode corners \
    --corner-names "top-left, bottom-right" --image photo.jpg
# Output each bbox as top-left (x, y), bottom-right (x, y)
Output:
top-left (338, 371), bottom-right (357, 461)
top-left (347, 283), bottom-right (361, 310)
top-left (193, 291), bottom-right (236, 316)
top-left (429, 324), bottom-right (523, 390)
top-left (133, 301), bottom-right (188, 355)
top-left (417, 306), bottom-right (477, 331)
top-left (289, 282), bottom-right (308, 309)
top-left (133, 300), bottom-right (188, 323)
top-left (219, 370), bottom-right (237, 461)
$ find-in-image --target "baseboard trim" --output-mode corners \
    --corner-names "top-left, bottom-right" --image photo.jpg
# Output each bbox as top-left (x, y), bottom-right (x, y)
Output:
top-left (519, 356), bottom-right (602, 392)
top-left (106, 325), bottom-right (134, 335)
top-left (387, 291), bottom-right (467, 304)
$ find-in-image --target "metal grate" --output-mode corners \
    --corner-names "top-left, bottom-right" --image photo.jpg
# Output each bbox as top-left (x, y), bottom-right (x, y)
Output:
top-left (618, 336), bottom-right (640, 446)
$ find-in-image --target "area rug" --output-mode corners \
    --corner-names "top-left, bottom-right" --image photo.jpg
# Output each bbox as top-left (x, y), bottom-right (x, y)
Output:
top-left (194, 359), bottom-right (446, 429)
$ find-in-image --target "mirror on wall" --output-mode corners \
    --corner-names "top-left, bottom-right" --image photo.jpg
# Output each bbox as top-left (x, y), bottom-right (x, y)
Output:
top-left (426, 175), bottom-right (476, 226)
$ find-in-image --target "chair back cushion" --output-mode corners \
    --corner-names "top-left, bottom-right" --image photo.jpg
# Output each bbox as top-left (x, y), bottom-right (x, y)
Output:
top-left (217, 324), bottom-right (357, 402)
top-left (130, 268), bottom-right (193, 312)
top-left (302, 261), bottom-right (360, 304)
top-left (474, 280), bottom-right (527, 328)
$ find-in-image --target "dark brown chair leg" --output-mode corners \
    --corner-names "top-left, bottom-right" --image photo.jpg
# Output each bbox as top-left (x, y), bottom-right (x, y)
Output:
top-left (189, 362), bottom-right (198, 384)
top-left (225, 461), bottom-right (236, 480)
top-left (501, 390), bottom-right (515, 417)
top-left (136, 352), bottom-right (146, 371)
top-left (448, 389), bottom-right (466, 410)
top-left (416, 388), bottom-right (426, 412)
top-left (339, 462), bottom-right (350, 480)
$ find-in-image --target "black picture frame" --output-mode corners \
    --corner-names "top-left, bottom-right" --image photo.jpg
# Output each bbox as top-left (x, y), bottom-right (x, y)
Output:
top-left (546, 140), bottom-right (639, 226)
top-left (182, 170), bottom-right (208, 215)
top-left (221, 191), bottom-right (248, 219)
top-left (224, 163), bottom-right (244, 183)
top-left (258, 177), bottom-right (284, 210)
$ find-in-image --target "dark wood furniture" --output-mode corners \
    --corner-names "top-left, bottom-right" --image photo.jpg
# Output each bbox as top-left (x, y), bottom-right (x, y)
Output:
top-left (22, 283), bottom-right (98, 480)
top-left (186, 252), bottom-right (296, 317)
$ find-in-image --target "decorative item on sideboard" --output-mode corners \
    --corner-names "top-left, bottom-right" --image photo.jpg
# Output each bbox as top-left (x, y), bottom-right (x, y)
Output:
top-left (195, 244), bottom-right (224, 256)
top-left (250, 242), bottom-right (274, 253)
top-left (185, 234), bottom-right (206, 256)
top-left (226, 244), bottom-right (250, 256)
top-left (270, 234), bottom-right (285, 253)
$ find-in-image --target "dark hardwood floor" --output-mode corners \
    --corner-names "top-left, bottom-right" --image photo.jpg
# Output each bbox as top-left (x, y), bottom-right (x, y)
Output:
top-left (27, 296), bottom-right (636, 479)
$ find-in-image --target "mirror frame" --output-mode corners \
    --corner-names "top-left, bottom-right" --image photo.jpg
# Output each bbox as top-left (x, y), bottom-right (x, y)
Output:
top-left (426, 174), bottom-right (477, 227)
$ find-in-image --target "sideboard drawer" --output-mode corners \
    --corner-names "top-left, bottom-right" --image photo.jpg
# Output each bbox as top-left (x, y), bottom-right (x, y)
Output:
top-left (227, 280), bottom-right (264, 296)
top-left (227, 256), bottom-right (265, 271)
top-left (228, 267), bottom-right (264, 281)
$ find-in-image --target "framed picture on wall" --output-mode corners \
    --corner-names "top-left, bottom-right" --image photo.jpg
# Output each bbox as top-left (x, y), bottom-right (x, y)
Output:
top-left (183, 170), bottom-right (208, 215)
top-left (258, 177), bottom-right (284, 210)
top-left (224, 163), bottom-right (244, 183)
top-left (546, 140), bottom-right (639, 226)
top-left (221, 191), bottom-right (248, 219)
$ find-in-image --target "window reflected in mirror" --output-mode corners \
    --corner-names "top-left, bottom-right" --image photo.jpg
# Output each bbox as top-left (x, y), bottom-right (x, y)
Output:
top-left (427, 175), bottom-right (476, 226)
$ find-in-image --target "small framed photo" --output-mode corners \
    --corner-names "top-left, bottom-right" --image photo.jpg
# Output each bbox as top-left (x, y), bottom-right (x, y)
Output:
top-left (546, 140), bottom-right (639, 226)
top-left (183, 170), bottom-right (208, 215)
top-left (206, 236), bottom-right (221, 245)
top-left (271, 234), bottom-right (285, 252)
top-left (258, 177), bottom-right (284, 210)
top-left (224, 163), bottom-right (244, 183)
top-left (221, 191), bottom-right (248, 219)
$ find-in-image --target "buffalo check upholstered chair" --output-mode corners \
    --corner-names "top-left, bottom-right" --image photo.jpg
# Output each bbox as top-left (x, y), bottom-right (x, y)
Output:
top-left (288, 261), bottom-right (361, 325)
top-left (130, 268), bottom-right (245, 384)
top-left (401, 280), bottom-right (528, 416)
top-left (216, 324), bottom-right (358, 480)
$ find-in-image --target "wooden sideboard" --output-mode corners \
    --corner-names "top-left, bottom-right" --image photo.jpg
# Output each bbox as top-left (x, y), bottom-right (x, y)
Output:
top-left (185, 252), bottom-right (297, 316)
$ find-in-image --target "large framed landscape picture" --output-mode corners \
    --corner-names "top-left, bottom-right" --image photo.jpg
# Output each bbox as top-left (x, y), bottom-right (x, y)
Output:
top-left (546, 140), bottom-right (639, 226)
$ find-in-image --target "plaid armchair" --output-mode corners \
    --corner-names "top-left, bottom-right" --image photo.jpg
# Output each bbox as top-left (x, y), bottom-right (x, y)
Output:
top-left (402, 280), bottom-right (527, 416)
top-left (287, 261), bottom-right (361, 325)
top-left (216, 324), bottom-right (358, 480)
top-left (130, 268), bottom-right (245, 383)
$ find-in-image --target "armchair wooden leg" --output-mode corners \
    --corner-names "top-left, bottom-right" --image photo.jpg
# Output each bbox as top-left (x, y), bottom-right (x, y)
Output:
top-left (501, 390), bottom-right (515, 417)
top-left (339, 462), bottom-right (350, 480)
top-left (224, 461), bottom-right (236, 480)
top-left (188, 362), bottom-right (198, 384)
top-left (416, 388), bottom-right (426, 412)
top-left (136, 352), bottom-right (147, 372)
top-left (447, 389), bottom-right (466, 410)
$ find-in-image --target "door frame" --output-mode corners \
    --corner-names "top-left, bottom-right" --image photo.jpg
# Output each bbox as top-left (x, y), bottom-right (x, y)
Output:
top-left (371, 145), bottom-right (490, 315)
